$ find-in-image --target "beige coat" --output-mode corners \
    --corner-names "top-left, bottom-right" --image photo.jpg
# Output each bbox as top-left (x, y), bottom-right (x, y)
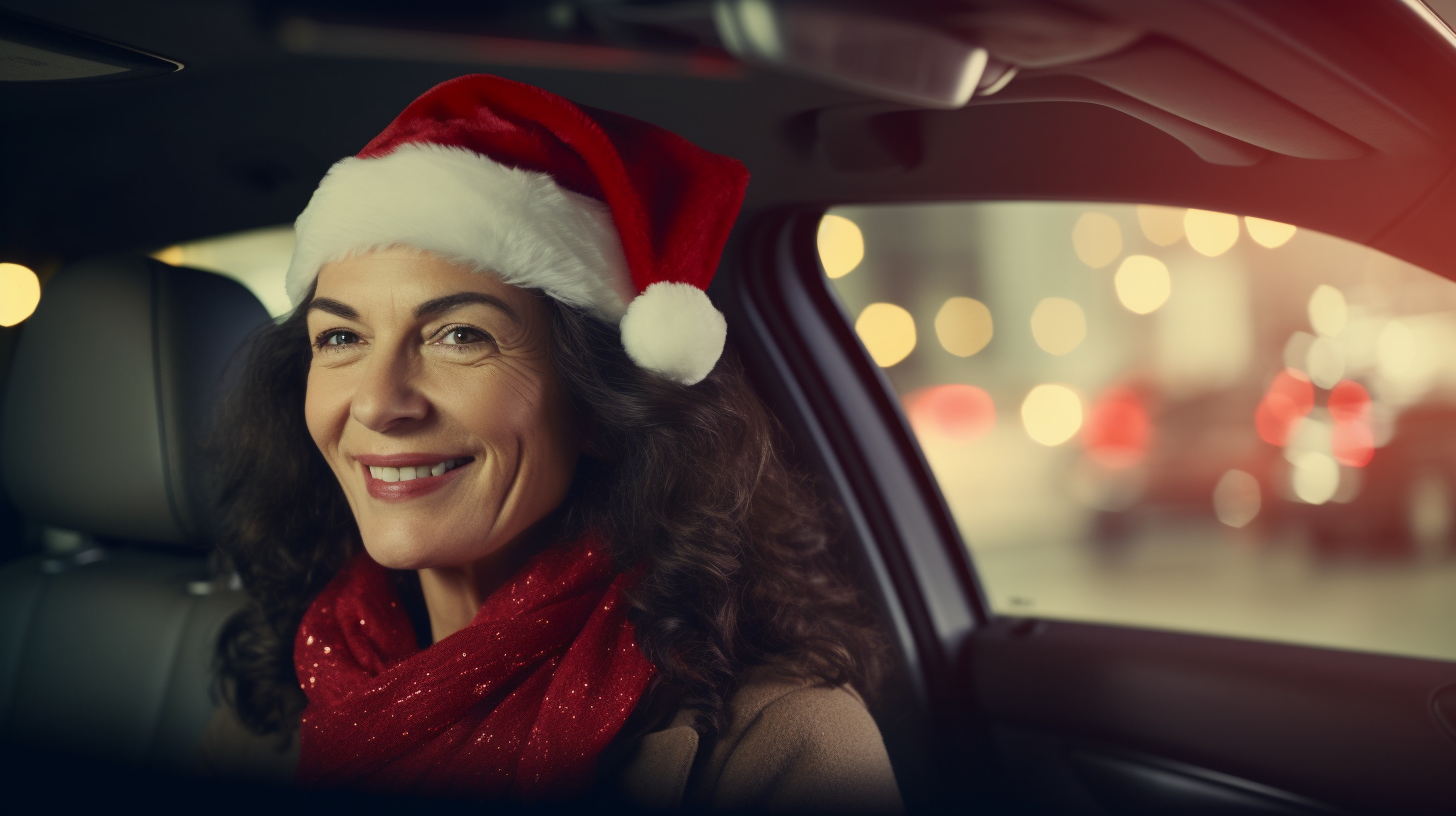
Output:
top-left (199, 667), bottom-right (903, 811)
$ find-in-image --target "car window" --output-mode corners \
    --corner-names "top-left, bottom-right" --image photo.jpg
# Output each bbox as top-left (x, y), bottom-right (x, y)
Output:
top-left (822, 201), bottom-right (1456, 662)
top-left (153, 225), bottom-right (295, 317)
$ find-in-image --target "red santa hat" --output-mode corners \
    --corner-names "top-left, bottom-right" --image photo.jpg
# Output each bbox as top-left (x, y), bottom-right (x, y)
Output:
top-left (285, 74), bottom-right (749, 386)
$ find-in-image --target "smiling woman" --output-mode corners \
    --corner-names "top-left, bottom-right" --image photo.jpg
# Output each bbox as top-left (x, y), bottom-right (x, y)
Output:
top-left (304, 252), bottom-right (581, 642)
top-left (200, 74), bottom-right (900, 810)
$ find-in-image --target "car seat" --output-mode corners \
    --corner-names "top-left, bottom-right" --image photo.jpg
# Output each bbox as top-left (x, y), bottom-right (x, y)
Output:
top-left (0, 255), bottom-right (269, 772)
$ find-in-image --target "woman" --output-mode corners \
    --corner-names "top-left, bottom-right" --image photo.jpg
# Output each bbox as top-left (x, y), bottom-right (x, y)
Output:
top-left (202, 74), bottom-right (900, 811)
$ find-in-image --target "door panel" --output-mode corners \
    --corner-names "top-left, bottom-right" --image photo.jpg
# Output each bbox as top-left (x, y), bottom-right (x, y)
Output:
top-left (969, 619), bottom-right (1456, 814)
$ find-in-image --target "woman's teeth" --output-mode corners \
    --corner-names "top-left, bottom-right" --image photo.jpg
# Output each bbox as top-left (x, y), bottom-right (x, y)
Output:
top-left (368, 458), bottom-right (468, 482)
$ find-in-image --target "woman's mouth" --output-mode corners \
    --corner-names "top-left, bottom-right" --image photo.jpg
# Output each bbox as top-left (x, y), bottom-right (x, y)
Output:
top-left (358, 456), bottom-right (475, 500)
top-left (367, 457), bottom-right (470, 482)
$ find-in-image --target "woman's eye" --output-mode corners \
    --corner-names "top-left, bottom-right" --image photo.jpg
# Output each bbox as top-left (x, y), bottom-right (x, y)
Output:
top-left (314, 330), bottom-right (360, 350)
top-left (438, 326), bottom-right (491, 346)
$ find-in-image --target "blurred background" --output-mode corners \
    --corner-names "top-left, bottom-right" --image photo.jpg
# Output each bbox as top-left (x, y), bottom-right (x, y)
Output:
top-left (821, 201), bottom-right (1456, 662)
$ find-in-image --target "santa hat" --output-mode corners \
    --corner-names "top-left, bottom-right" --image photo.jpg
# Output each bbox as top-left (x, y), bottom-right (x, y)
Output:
top-left (285, 74), bottom-right (749, 386)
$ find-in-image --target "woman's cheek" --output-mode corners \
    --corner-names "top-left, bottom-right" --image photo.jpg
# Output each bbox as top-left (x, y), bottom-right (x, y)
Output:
top-left (304, 366), bottom-right (349, 459)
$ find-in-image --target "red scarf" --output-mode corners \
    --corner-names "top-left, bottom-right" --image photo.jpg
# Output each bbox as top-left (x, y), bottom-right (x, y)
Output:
top-left (293, 534), bottom-right (656, 799)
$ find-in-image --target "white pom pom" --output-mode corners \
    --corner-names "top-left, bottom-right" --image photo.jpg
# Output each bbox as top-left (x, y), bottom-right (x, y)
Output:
top-left (619, 282), bottom-right (726, 385)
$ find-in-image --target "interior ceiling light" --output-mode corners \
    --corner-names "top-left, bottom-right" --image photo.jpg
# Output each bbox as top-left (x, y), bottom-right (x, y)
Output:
top-left (0, 12), bottom-right (180, 82)
top-left (713, 0), bottom-right (988, 108)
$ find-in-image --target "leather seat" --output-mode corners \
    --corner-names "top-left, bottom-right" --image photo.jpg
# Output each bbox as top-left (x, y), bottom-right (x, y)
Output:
top-left (0, 255), bottom-right (270, 771)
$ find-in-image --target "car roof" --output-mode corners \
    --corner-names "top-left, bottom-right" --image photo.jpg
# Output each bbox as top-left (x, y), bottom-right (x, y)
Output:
top-left (3, 0), bottom-right (1456, 278)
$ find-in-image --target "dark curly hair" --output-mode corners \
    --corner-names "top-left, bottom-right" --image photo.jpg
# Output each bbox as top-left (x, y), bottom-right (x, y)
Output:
top-left (212, 283), bottom-right (888, 746)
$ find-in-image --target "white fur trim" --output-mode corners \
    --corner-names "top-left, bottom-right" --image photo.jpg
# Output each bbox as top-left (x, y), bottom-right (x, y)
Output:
top-left (285, 143), bottom-right (636, 320)
top-left (619, 282), bottom-right (726, 386)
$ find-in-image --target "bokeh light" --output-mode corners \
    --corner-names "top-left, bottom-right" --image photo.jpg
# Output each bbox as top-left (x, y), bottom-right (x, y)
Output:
top-left (1022, 384), bottom-right (1083, 446)
top-left (1291, 451), bottom-right (1340, 505)
top-left (1245, 216), bottom-right (1297, 249)
top-left (1376, 319), bottom-right (1434, 398)
top-left (818, 214), bottom-right (865, 279)
top-left (855, 302), bottom-right (916, 367)
top-left (1082, 386), bottom-right (1150, 467)
top-left (1282, 331), bottom-right (1314, 373)
top-left (1255, 369), bottom-right (1315, 446)
top-left (1305, 337), bottom-right (1346, 389)
top-left (1285, 415), bottom-right (1333, 464)
top-left (1072, 212), bottom-right (1122, 268)
top-left (1307, 285), bottom-right (1347, 336)
top-left (1329, 380), bottom-right (1374, 467)
top-left (152, 246), bottom-right (185, 266)
top-left (1328, 379), bottom-right (1372, 422)
top-left (1184, 209), bottom-right (1240, 257)
top-left (1029, 297), bottom-right (1086, 355)
top-left (1212, 469), bottom-right (1261, 528)
top-left (0, 263), bottom-right (41, 327)
top-left (935, 296), bottom-right (993, 357)
top-left (1136, 204), bottom-right (1185, 246)
top-left (1114, 255), bottom-right (1171, 314)
top-left (903, 384), bottom-right (996, 442)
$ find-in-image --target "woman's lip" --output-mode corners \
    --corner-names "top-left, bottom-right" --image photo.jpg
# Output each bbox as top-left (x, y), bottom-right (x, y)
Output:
top-left (363, 460), bottom-right (471, 501)
top-left (355, 452), bottom-right (473, 468)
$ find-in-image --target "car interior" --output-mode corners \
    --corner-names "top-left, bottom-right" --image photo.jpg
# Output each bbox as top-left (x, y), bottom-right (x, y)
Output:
top-left (4, 0), bottom-right (1456, 813)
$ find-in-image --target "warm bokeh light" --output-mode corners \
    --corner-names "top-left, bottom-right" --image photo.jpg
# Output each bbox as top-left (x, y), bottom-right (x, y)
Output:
top-left (1114, 255), bottom-right (1171, 314)
top-left (904, 384), bottom-right (996, 442)
top-left (149, 225), bottom-right (296, 316)
top-left (1245, 216), bottom-right (1297, 249)
top-left (1072, 212), bottom-right (1122, 268)
top-left (1255, 369), bottom-right (1315, 446)
top-left (1029, 297), bottom-right (1086, 355)
top-left (152, 245), bottom-right (186, 266)
top-left (1281, 331), bottom-right (1313, 374)
top-left (1082, 387), bottom-right (1149, 467)
top-left (1022, 384), bottom-right (1083, 446)
top-left (1212, 469), bottom-right (1261, 528)
top-left (1329, 380), bottom-right (1374, 467)
top-left (1291, 451), bottom-right (1339, 505)
top-left (855, 302), bottom-right (917, 367)
top-left (818, 214), bottom-right (865, 279)
top-left (1376, 319), bottom-right (1433, 395)
top-left (1328, 379), bottom-right (1372, 422)
top-left (1305, 337), bottom-right (1346, 389)
top-left (0, 263), bottom-right (41, 327)
top-left (1307, 285), bottom-right (1346, 336)
top-left (1184, 209), bottom-right (1240, 257)
top-left (935, 296), bottom-right (993, 357)
top-left (1136, 204), bottom-right (1185, 246)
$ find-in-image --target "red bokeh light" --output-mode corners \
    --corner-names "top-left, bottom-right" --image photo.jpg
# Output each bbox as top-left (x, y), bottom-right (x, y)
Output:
top-left (903, 384), bottom-right (996, 442)
top-left (1328, 379), bottom-right (1371, 422)
top-left (1255, 369), bottom-right (1314, 446)
top-left (1082, 386), bottom-right (1150, 467)
top-left (1329, 379), bottom-right (1374, 467)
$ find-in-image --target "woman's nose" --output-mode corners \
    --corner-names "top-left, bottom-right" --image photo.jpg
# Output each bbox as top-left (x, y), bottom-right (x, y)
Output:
top-left (350, 347), bottom-right (429, 432)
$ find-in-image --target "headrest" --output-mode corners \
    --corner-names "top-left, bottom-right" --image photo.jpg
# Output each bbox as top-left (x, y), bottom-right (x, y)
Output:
top-left (0, 256), bottom-right (270, 547)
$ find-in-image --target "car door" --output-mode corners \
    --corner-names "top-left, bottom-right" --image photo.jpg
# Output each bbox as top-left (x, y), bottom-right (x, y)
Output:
top-left (714, 2), bottom-right (1456, 813)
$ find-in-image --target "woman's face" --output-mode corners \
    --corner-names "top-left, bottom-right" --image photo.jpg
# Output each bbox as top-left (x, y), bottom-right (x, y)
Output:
top-left (304, 248), bottom-right (580, 571)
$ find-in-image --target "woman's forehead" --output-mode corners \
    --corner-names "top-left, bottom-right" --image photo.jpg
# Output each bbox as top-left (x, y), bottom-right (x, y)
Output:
top-left (314, 248), bottom-right (531, 310)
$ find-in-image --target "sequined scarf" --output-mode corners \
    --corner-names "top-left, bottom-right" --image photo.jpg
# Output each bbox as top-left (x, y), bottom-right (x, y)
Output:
top-left (293, 534), bottom-right (656, 799)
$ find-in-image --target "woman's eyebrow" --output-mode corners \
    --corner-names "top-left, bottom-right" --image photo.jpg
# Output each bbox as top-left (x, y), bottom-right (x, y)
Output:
top-left (414, 292), bottom-right (520, 324)
top-left (307, 298), bottom-right (358, 319)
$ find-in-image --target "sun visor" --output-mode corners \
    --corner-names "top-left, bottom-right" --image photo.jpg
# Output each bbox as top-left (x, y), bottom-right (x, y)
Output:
top-left (0, 11), bottom-right (180, 83)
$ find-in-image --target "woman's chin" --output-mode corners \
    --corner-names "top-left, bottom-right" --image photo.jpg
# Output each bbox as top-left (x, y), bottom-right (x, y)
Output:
top-left (358, 535), bottom-right (458, 572)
